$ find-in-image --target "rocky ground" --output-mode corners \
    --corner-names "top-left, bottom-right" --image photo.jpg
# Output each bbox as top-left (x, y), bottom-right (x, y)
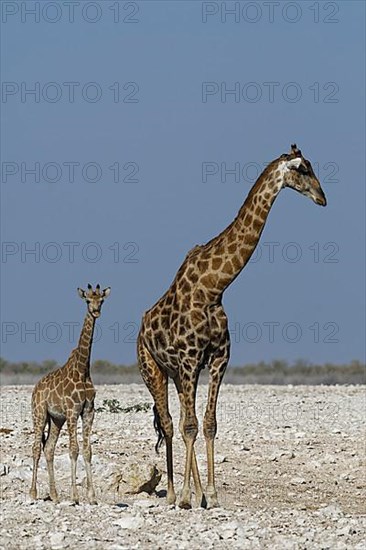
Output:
top-left (0, 384), bottom-right (365, 549)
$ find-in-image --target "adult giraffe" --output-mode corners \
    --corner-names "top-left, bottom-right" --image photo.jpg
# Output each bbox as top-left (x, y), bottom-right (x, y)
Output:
top-left (137, 145), bottom-right (326, 509)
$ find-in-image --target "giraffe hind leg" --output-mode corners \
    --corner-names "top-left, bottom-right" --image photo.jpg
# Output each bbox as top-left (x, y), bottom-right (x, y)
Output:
top-left (44, 415), bottom-right (64, 502)
top-left (138, 341), bottom-right (176, 505)
top-left (178, 367), bottom-right (200, 509)
top-left (30, 407), bottom-right (48, 500)
top-left (153, 404), bottom-right (165, 453)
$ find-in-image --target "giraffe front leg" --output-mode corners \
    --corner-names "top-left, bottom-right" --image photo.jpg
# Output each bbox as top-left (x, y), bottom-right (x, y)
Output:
top-left (191, 447), bottom-right (206, 508)
top-left (44, 416), bottom-right (64, 503)
top-left (204, 427), bottom-right (218, 509)
top-left (81, 402), bottom-right (97, 504)
top-left (204, 345), bottom-right (228, 509)
top-left (179, 423), bottom-right (198, 509)
top-left (66, 413), bottom-right (80, 504)
top-left (174, 381), bottom-right (205, 508)
top-left (179, 370), bottom-right (199, 510)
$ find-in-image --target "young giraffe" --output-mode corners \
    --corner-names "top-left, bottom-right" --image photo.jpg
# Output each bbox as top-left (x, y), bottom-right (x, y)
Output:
top-left (30, 284), bottom-right (111, 504)
top-left (138, 144), bottom-right (327, 509)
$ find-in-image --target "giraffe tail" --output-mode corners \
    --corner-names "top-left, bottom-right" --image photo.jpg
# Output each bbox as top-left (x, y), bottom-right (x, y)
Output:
top-left (42, 417), bottom-right (50, 449)
top-left (153, 405), bottom-right (164, 454)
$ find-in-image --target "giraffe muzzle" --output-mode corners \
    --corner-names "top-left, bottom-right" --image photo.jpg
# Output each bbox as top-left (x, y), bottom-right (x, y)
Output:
top-left (315, 192), bottom-right (327, 207)
top-left (312, 187), bottom-right (327, 207)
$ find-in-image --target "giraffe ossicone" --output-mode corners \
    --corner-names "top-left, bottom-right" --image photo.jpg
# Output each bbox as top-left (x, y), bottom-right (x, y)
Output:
top-left (138, 145), bottom-right (327, 509)
top-left (29, 284), bottom-right (110, 504)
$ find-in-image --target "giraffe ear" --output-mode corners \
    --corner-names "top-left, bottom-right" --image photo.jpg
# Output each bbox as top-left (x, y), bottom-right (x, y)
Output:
top-left (102, 287), bottom-right (111, 298)
top-left (77, 288), bottom-right (86, 299)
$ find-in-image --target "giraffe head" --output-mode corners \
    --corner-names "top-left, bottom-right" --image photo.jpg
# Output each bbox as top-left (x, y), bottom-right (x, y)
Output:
top-left (77, 284), bottom-right (111, 318)
top-left (278, 144), bottom-right (327, 206)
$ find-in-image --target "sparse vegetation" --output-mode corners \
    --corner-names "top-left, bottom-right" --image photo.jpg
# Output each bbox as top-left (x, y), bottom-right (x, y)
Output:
top-left (95, 398), bottom-right (151, 414)
top-left (0, 357), bottom-right (364, 386)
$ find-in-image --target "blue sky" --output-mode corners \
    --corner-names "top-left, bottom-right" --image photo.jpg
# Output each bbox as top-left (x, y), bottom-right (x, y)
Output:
top-left (1, 1), bottom-right (365, 366)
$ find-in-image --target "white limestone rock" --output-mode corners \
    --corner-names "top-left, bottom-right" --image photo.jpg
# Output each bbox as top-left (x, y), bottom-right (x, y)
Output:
top-left (113, 513), bottom-right (144, 530)
top-left (109, 463), bottom-right (162, 495)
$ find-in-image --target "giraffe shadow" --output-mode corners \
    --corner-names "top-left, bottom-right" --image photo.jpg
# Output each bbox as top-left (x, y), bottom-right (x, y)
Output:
top-left (155, 489), bottom-right (167, 499)
top-left (115, 502), bottom-right (129, 509)
top-left (155, 489), bottom-right (207, 508)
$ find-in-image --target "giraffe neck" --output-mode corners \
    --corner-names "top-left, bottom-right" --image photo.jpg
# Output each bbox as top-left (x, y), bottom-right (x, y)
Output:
top-left (75, 312), bottom-right (96, 378)
top-left (200, 162), bottom-right (283, 298)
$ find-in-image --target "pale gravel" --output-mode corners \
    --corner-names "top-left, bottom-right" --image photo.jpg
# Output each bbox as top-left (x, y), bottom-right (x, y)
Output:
top-left (0, 384), bottom-right (365, 549)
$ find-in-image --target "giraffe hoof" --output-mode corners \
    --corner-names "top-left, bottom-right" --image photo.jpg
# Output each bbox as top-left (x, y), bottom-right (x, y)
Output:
top-left (87, 489), bottom-right (97, 505)
top-left (206, 496), bottom-right (219, 509)
top-left (166, 493), bottom-right (176, 506)
top-left (49, 489), bottom-right (59, 503)
top-left (178, 499), bottom-right (192, 510)
top-left (29, 490), bottom-right (37, 501)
